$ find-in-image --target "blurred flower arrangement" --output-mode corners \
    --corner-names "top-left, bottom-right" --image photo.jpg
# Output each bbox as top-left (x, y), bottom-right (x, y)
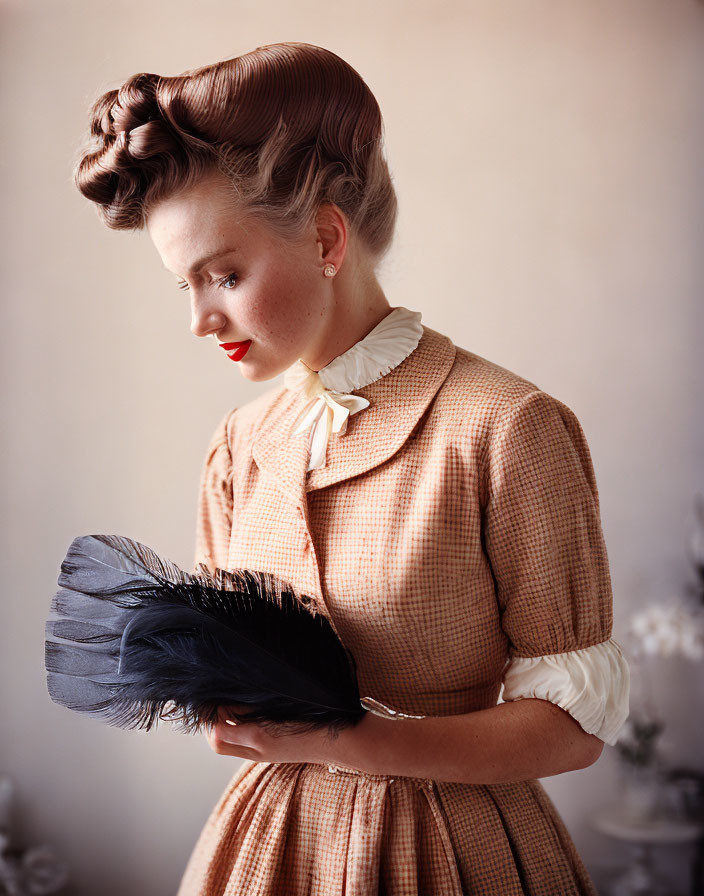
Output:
top-left (614, 494), bottom-right (704, 822)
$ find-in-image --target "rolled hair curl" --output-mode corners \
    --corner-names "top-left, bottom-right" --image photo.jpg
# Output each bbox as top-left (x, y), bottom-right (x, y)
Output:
top-left (73, 42), bottom-right (398, 262)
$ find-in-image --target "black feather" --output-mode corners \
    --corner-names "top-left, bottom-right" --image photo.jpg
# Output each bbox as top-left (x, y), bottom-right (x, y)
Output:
top-left (45, 534), bottom-right (366, 737)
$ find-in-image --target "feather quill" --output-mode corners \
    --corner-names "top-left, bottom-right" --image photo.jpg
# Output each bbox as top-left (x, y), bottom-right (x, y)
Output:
top-left (45, 534), bottom-right (365, 737)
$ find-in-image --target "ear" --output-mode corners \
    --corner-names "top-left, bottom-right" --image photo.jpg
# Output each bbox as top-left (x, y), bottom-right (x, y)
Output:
top-left (314, 202), bottom-right (348, 272)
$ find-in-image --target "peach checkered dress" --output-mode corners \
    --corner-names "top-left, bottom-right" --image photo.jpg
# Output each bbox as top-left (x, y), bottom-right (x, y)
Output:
top-left (176, 307), bottom-right (630, 896)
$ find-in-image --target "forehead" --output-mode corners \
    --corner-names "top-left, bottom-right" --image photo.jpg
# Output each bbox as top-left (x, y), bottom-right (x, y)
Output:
top-left (146, 177), bottom-right (256, 269)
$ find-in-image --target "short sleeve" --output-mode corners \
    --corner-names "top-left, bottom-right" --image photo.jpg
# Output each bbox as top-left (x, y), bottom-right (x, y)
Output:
top-left (193, 408), bottom-right (236, 576)
top-left (482, 389), bottom-right (630, 746)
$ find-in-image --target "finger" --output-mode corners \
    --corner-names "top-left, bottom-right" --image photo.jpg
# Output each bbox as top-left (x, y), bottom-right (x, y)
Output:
top-left (218, 703), bottom-right (249, 724)
top-left (209, 729), bottom-right (257, 759)
top-left (216, 719), bottom-right (245, 744)
top-left (217, 707), bottom-right (239, 726)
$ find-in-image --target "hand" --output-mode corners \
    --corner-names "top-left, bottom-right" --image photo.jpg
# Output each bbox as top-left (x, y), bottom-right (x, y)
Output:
top-left (204, 704), bottom-right (361, 766)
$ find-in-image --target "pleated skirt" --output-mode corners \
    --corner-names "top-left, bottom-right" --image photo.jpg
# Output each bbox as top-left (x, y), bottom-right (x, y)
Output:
top-left (176, 759), bottom-right (598, 895)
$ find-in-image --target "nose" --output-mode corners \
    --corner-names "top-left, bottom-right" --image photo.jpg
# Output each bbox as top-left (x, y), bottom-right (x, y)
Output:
top-left (189, 288), bottom-right (227, 339)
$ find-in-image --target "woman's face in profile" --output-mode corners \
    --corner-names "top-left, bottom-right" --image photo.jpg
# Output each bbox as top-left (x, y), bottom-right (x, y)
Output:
top-left (146, 169), bottom-right (335, 382)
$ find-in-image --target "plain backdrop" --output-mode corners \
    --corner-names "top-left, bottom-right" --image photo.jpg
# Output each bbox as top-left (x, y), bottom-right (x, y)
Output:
top-left (1, 1), bottom-right (703, 893)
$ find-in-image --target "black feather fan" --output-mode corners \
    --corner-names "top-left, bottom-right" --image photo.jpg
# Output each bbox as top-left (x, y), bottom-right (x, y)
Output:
top-left (44, 534), bottom-right (368, 738)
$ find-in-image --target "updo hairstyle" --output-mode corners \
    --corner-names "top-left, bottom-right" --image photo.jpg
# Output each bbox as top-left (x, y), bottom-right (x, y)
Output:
top-left (73, 41), bottom-right (398, 264)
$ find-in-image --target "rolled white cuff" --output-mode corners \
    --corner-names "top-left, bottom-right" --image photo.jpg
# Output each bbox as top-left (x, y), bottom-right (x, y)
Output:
top-left (500, 636), bottom-right (631, 746)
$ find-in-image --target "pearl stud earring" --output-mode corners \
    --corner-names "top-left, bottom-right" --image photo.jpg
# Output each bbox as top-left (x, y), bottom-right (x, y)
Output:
top-left (323, 263), bottom-right (336, 277)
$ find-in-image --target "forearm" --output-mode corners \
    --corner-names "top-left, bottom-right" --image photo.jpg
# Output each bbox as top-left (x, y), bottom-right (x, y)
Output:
top-left (333, 697), bottom-right (604, 785)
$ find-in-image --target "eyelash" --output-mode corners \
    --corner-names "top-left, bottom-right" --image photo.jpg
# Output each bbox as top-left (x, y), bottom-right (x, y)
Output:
top-left (177, 273), bottom-right (238, 291)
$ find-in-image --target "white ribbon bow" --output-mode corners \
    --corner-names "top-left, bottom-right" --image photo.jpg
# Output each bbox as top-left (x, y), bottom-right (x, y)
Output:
top-left (284, 360), bottom-right (370, 471)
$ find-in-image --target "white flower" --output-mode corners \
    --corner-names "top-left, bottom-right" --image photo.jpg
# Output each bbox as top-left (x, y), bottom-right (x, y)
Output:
top-left (627, 601), bottom-right (704, 660)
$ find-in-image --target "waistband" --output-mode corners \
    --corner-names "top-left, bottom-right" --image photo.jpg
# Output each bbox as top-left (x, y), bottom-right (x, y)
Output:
top-left (324, 762), bottom-right (435, 791)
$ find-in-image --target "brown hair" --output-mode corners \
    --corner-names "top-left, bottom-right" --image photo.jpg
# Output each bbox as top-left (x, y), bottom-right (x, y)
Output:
top-left (73, 42), bottom-right (398, 263)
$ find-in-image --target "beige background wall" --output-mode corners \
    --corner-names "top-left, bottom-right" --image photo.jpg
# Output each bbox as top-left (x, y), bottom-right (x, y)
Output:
top-left (2, 0), bottom-right (702, 893)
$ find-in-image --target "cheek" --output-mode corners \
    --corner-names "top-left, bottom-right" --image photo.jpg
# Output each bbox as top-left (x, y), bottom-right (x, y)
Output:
top-left (250, 268), bottom-right (323, 334)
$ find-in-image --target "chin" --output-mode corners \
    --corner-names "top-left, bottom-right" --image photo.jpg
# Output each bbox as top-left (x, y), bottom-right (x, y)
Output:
top-left (238, 360), bottom-right (288, 383)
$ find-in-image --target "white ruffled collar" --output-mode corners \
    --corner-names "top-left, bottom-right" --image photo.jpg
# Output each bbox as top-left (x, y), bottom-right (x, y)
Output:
top-left (316, 306), bottom-right (423, 392)
top-left (284, 306), bottom-right (423, 392)
top-left (283, 306), bottom-right (424, 471)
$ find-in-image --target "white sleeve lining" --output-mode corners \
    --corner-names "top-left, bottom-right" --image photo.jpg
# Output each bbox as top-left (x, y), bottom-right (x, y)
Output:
top-left (500, 636), bottom-right (631, 746)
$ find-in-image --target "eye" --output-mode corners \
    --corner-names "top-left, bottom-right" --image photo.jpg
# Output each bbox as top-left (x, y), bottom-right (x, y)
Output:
top-left (175, 273), bottom-right (239, 291)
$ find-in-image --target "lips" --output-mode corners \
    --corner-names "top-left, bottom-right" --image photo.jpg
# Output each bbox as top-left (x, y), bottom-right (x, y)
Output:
top-left (220, 340), bottom-right (252, 362)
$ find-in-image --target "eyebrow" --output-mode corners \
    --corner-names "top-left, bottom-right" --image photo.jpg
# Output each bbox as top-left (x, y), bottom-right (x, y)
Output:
top-left (165, 247), bottom-right (240, 276)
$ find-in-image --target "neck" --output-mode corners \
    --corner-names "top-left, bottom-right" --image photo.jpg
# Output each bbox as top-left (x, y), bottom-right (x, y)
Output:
top-left (301, 278), bottom-right (393, 372)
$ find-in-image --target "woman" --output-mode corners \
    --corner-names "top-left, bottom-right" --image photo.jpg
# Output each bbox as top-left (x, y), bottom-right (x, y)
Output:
top-left (74, 41), bottom-right (630, 896)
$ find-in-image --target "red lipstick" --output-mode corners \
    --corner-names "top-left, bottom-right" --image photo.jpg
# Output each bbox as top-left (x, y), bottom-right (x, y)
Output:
top-left (219, 340), bottom-right (251, 361)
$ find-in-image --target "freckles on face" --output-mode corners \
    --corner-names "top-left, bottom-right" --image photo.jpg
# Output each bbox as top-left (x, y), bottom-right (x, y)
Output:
top-left (239, 240), bottom-right (324, 355)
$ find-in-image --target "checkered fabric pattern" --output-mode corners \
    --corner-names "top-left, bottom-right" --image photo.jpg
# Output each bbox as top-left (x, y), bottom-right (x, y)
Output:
top-left (178, 326), bottom-right (613, 895)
